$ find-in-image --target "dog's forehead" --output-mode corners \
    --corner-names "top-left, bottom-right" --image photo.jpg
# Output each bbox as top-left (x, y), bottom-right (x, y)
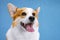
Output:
top-left (18, 8), bottom-right (34, 13)
top-left (24, 8), bottom-right (34, 12)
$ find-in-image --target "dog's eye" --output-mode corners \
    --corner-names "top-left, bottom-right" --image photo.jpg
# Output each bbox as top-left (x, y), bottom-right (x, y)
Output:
top-left (32, 13), bottom-right (35, 16)
top-left (22, 12), bottom-right (26, 16)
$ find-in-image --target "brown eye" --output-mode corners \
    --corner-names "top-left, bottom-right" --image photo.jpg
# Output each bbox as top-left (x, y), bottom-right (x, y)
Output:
top-left (32, 13), bottom-right (35, 16)
top-left (22, 12), bottom-right (26, 16)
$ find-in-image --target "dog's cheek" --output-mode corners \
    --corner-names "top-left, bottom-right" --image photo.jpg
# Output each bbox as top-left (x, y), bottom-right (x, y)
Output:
top-left (36, 22), bottom-right (39, 27)
top-left (20, 16), bottom-right (26, 18)
top-left (35, 16), bottom-right (38, 19)
top-left (35, 19), bottom-right (39, 27)
top-left (12, 21), bottom-right (17, 28)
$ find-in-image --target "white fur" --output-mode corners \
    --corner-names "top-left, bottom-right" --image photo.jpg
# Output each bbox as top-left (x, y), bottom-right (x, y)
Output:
top-left (6, 3), bottom-right (40, 40)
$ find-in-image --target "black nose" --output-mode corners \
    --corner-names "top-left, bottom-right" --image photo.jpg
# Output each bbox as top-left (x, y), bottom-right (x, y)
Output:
top-left (29, 16), bottom-right (35, 22)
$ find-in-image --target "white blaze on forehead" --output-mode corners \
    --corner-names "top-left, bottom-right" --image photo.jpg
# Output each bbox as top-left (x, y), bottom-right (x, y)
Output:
top-left (23, 8), bottom-right (34, 16)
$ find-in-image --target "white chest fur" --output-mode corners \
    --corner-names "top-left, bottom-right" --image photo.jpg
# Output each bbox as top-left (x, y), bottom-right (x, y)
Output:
top-left (6, 26), bottom-right (40, 40)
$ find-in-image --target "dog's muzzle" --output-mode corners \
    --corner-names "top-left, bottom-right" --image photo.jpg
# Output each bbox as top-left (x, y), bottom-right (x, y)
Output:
top-left (20, 22), bottom-right (34, 32)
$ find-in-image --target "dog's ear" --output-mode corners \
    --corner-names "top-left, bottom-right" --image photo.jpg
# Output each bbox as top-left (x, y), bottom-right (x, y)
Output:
top-left (8, 3), bottom-right (17, 17)
top-left (36, 7), bottom-right (40, 14)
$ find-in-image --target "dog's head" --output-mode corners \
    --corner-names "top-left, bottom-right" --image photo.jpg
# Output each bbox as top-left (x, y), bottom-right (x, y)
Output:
top-left (8, 3), bottom-right (40, 32)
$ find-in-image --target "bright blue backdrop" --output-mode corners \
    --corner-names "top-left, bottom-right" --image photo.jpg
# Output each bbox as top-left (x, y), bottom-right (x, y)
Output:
top-left (0, 0), bottom-right (60, 40)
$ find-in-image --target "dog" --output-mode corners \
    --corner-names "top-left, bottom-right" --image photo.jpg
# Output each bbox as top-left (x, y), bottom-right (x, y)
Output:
top-left (6, 3), bottom-right (40, 40)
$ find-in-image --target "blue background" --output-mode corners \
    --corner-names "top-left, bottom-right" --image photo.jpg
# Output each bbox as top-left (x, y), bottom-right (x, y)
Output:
top-left (0, 0), bottom-right (60, 40)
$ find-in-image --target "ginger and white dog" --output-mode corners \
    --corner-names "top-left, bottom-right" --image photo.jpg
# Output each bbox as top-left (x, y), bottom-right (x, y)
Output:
top-left (6, 3), bottom-right (40, 40)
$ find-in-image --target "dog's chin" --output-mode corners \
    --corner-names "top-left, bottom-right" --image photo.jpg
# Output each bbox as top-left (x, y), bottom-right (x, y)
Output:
top-left (20, 22), bottom-right (34, 32)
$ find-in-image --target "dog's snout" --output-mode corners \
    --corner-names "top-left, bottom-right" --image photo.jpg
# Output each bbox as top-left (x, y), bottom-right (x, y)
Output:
top-left (29, 16), bottom-right (35, 22)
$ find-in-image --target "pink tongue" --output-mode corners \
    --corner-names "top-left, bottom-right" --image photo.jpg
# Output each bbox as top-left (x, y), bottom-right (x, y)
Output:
top-left (25, 25), bottom-right (34, 32)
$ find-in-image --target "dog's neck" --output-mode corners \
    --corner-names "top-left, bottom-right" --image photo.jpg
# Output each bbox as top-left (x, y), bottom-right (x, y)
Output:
top-left (10, 25), bottom-right (38, 39)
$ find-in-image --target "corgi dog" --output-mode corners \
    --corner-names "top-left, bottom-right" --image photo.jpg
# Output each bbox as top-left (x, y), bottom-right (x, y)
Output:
top-left (6, 3), bottom-right (40, 40)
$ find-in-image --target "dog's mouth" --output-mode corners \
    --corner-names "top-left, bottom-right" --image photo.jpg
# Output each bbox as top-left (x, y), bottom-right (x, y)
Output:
top-left (20, 22), bottom-right (34, 32)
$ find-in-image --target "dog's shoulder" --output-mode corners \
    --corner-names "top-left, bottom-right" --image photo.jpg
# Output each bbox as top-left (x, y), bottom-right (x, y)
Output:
top-left (6, 28), bottom-right (12, 37)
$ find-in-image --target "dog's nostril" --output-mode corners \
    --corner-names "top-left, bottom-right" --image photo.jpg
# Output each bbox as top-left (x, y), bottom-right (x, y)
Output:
top-left (29, 16), bottom-right (35, 22)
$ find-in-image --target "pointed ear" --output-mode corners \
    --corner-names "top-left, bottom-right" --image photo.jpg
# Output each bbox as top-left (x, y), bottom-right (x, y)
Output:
top-left (36, 7), bottom-right (40, 14)
top-left (8, 3), bottom-right (17, 17)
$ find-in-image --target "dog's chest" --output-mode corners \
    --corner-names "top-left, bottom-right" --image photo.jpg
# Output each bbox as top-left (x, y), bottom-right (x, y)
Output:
top-left (17, 33), bottom-right (36, 40)
top-left (12, 28), bottom-right (39, 40)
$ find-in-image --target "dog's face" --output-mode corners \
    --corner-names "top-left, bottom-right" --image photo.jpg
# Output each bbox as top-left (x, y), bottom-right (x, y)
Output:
top-left (8, 3), bottom-right (40, 32)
